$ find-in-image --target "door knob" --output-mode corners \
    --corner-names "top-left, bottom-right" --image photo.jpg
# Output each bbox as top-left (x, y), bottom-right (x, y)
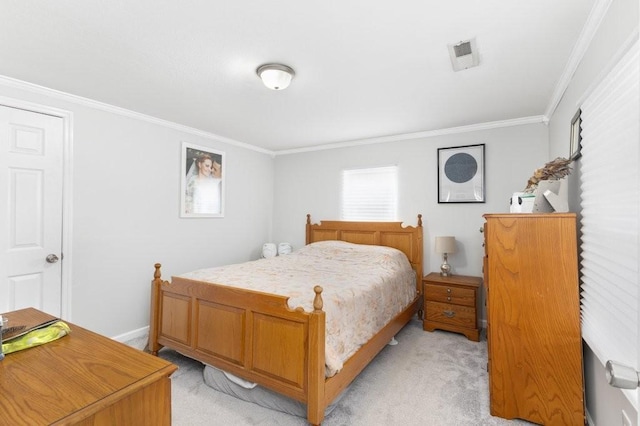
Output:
top-left (46, 254), bottom-right (59, 263)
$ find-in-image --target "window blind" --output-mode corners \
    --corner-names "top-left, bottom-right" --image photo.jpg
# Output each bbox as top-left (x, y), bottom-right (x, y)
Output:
top-left (341, 166), bottom-right (397, 221)
top-left (579, 39), bottom-right (639, 406)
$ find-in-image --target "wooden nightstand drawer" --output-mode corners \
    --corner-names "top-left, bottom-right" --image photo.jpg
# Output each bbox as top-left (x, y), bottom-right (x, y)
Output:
top-left (425, 301), bottom-right (476, 328)
top-left (422, 272), bottom-right (481, 342)
top-left (424, 284), bottom-right (475, 306)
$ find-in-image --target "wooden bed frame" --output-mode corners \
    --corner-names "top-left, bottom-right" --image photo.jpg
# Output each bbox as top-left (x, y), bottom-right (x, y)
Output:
top-left (147, 214), bottom-right (423, 425)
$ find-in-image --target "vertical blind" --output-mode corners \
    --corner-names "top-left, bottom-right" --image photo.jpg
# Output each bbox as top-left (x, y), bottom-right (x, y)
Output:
top-left (341, 166), bottom-right (397, 221)
top-left (579, 39), bottom-right (639, 406)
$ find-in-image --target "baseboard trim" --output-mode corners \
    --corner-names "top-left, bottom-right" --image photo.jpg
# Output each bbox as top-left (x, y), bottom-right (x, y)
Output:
top-left (112, 325), bottom-right (149, 343)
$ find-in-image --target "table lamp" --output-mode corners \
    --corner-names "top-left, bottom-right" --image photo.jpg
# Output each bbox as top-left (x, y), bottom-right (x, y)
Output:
top-left (435, 236), bottom-right (457, 276)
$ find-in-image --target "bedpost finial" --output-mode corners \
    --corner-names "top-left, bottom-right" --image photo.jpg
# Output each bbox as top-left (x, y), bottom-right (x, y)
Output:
top-left (417, 214), bottom-right (423, 227)
top-left (307, 214), bottom-right (311, 225)
top-left (154, 263), bottom-right (162, 280)
top-left (313, 286), bottom-right (323, 311)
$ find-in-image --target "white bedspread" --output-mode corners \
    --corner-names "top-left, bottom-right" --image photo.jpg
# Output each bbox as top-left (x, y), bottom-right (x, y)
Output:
top-left (179, 240), bottom-right (417, 376)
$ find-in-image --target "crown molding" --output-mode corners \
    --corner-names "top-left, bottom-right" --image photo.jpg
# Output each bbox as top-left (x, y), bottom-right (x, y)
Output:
top-left (274, 116), bottom-right (547, 156)
top-left (544, 0), bottom-right (614, 119)
top-left (1, 74), bottom-right (549, 157)
top-left (576, 28), bottom-right (639, 108)
top-left (0, 75), bottom-right (274, 156)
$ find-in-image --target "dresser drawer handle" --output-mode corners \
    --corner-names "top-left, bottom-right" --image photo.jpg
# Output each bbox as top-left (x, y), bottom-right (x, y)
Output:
top-left (443, 310), bottom-right (455, 318)
top-left (446, 288), bottom-right (452, 293)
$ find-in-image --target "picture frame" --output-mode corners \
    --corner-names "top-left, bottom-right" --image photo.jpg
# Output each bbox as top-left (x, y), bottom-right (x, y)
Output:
top-left (437, 144), bottom-right (485, 203)
top-left (570, 109), bottom-right (582, 160)
top-left (180, 141), bottom-right (225, 218)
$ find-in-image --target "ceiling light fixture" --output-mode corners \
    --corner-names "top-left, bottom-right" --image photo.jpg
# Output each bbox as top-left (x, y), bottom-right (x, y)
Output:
top-left (257, 64), bottom-right (295, 90)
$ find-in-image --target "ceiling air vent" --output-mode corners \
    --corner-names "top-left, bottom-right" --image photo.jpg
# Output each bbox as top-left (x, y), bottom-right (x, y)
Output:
top-left (448, 38), bottom-right (480, 72)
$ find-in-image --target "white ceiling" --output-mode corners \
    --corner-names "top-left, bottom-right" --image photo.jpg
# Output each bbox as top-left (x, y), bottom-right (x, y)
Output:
top-left (0, 1), bottom-right (597, 153)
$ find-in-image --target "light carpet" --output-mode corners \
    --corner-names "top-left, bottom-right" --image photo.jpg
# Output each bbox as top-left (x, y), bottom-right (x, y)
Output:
top-left (130, 319), bottom-right (532, 425)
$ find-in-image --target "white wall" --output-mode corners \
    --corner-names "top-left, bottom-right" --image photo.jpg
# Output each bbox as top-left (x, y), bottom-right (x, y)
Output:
top-left (0, 82), bottom-right (274, 338)
top-left (547, 0), bottom-right (639, 424)
top-left (272, 123), bottom-right (548, 321)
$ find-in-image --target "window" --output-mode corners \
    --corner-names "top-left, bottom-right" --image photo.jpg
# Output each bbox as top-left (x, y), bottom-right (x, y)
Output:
top-left (341, 166), bottom-right (398, 221)
top-left (580, 39), bottom-right (638, 406)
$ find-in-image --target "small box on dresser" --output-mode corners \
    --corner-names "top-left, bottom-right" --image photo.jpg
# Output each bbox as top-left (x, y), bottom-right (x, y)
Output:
top-left (422, 272), bottom-right (481, 342)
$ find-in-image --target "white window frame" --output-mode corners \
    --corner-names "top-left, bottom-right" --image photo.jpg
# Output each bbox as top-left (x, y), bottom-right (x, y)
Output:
top-left (341, 166), bottom-right (398, 221)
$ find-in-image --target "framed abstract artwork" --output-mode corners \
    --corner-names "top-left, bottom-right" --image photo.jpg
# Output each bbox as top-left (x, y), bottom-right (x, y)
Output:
top-left (180, 141), bottom-right (225, 218)
top-left (437, 144), bottom-right (485, 203)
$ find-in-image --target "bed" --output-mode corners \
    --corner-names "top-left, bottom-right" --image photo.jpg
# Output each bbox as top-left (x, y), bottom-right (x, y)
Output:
top-left (147, 214), bottom-right (423, 425)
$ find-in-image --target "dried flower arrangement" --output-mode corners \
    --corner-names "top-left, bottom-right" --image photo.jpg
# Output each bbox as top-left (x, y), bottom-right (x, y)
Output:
top-left (524, 157), bottom-right (572, 193)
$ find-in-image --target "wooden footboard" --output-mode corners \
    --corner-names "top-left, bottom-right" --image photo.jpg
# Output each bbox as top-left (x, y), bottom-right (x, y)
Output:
top-left (148, 215), bottom-right (423, 425)
top-left (148, 264), bottom-right (327, 424)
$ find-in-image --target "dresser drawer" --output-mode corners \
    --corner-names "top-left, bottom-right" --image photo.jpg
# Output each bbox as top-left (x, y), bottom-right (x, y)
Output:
top-left (424, 284), bottom-right (475, 306)
top-left (425, 301), bottom-right (476, 328)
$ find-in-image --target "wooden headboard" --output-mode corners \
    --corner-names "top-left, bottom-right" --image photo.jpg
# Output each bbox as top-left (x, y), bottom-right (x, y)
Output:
top-left (305, 214), bottom-right (423, 292)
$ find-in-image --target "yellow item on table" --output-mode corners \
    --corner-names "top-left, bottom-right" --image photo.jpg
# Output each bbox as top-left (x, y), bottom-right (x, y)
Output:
top-left (2, 321), bottom-right (71, 355)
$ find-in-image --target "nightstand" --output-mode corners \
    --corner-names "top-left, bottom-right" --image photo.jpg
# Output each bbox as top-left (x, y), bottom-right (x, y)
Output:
top-left (422, 272), bottom-right (481, 341)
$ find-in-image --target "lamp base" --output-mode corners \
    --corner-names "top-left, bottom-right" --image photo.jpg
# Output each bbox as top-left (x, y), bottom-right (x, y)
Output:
top-left (440, 264), bottom-right (452, 277)
top-left (440, 254), bottom-right (452, 276)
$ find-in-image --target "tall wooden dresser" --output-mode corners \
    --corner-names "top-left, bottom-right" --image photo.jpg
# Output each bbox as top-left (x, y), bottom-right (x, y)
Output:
top-left (483, 214), bottom-right (585, 425)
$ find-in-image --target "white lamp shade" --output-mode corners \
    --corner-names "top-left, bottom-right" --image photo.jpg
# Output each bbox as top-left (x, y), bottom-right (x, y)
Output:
top-left (257, 64), bottom-right (295, 90)
top-left (435, 236), bottom-right (456, 254)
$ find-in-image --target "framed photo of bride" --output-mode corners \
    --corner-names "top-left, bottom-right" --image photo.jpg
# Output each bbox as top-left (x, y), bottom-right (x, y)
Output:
top-left (180, 141), bottom-right (225, 218)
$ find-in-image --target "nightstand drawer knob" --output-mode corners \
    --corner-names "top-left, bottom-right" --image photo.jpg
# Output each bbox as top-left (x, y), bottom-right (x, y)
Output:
top-left (443, 310), bottom-right (455, 318)
top-left (446, 288), bottom-right (452, 293)
top-left (447, 296), bottom-right (451, 301)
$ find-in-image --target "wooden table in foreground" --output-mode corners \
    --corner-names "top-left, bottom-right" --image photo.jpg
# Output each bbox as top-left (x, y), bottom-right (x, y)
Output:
top-left (0, 308), bottom-right (177, 426)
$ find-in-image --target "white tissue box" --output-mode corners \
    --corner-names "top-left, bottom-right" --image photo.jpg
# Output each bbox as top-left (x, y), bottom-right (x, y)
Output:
top-left (510, 192), bottom-right (535, 213)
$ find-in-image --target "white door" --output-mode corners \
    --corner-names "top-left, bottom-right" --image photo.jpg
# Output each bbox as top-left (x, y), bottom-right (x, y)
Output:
top-left (0, 105), bottom-right (64, 316)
